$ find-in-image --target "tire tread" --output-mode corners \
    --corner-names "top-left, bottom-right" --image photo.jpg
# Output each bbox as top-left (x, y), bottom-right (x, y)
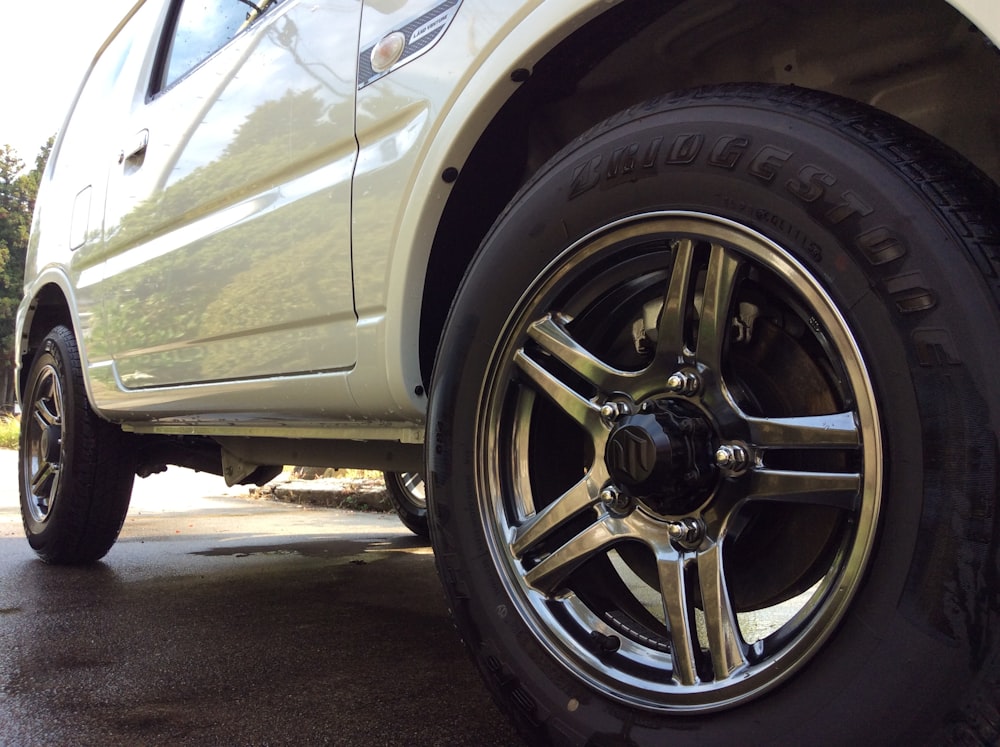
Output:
top-left (20, 325), bottom-right (134, 564)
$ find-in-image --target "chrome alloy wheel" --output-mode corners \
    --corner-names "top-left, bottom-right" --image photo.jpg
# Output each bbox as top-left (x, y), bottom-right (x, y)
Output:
top-left (394, 472), bottom-right (427, 510)
top-left (23, 363), bottom-right (65, 524)
top-left (476, 212), bottom-right (882, 711)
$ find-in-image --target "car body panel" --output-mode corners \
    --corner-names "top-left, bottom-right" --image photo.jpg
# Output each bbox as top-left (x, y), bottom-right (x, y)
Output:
top-left (24, 0), bottom-right (617, 430)
top-left (352, 0), bottom-right (618, 415)
top-left (15, 0), bottom-right (1000, 440)
top-left (98, 0), bottom-right (360, 391)
top-left (950, 0), bottom-right (1000, 45)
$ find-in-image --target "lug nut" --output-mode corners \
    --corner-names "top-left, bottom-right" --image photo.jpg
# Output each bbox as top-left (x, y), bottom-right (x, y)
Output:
top-left (666, 371), bottom-right (700, 396)
top-left (600, 401), bottom-right (631, 422)
top-left (666, 518), bottom-right (704, 546)
top-left (599, 486), bottom-right (630, 513)
top-left (715, 443), bottom-right (749, 473)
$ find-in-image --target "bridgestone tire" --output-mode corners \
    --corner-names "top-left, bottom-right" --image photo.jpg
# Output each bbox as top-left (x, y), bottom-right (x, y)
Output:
top-left (427, 85), bottom-right (1000, 745)
top-left (19, 325), bottom-right (135, 564)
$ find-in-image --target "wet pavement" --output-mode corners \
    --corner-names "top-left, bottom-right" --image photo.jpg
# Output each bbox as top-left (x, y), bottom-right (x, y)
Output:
top-left (0, 452), bottom-right (522, 745)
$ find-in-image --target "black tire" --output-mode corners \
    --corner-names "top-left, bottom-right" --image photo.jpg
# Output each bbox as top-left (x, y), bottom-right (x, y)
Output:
top-left (19, 325), bottom-right (135, 564)
top-left (384, 471), bottom-right (430, 538)
top-left (427, 84), bottom-right (1000, 746)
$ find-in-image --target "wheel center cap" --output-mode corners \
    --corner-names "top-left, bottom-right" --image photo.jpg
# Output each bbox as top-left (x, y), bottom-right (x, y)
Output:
top-left (606, 421), bottom-right (660, 486)
top-left (605, 402), bottom-right (714, 515)
top-left (40, 424), bottom-right (62, 464)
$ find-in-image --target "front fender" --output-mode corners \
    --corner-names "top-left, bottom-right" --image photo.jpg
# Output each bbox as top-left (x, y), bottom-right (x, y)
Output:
top-left (350, 0), bottom-right (620, 415)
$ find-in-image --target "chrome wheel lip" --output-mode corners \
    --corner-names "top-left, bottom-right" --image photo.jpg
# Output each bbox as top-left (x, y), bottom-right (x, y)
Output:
top-left (474, 211), bottom-right (883, 712)
top-left (23, 363), bottom-right (65, 524)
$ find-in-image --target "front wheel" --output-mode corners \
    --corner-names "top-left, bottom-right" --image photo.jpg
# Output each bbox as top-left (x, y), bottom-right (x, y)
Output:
top-left (19, 325), bottom-right (135, 564)
top-left (427, 85), bottom-right (1000, 745)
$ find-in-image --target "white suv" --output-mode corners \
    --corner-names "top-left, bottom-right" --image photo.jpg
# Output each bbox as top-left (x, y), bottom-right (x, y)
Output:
top-left (16, 1), bottom-right (1000, 744)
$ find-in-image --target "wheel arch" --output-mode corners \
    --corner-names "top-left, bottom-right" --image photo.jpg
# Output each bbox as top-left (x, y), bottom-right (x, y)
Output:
top-left (17, 281), bottom-right (79, 406)
top-left (416, 0), bottom-right (1000, 387)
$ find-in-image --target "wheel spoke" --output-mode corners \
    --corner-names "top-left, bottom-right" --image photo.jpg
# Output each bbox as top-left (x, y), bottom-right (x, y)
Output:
top-left (655, 549), bottom-right (699, 686)
top-left (30, 461), bottom-right (56, 498)
top-left (697, 543), bottom-right (748, 680)
top-left (527, 315), bottom-right (638, 392)
top-left (654, 238), bottom-right (696, 365)
top-left (33, 397), bottom-right (60, 429)
top-left (749, 468), bottom-right (861, 510)
top-left (514, 349), bottom-right (603, 430)
top-left (739, 411), bottom-right (862, 510)
top-left (745, 412), bottom-right (859, 449)
top-left (401, 473), bottom-right (423, 494)
top-left (511, 467), bottom-right (608, 557)
top-left (523, 513), bottom-right (634, 595)
top-left (695, 243), bottom-right (742, 373)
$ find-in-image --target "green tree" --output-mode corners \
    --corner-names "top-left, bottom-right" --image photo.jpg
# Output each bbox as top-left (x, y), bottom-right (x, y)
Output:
top-left (0, 138), bottom-right (52, 409)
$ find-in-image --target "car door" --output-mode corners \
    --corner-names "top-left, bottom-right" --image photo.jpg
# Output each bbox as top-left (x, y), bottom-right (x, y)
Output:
top-left (98, 0), bottom-right (361, 390)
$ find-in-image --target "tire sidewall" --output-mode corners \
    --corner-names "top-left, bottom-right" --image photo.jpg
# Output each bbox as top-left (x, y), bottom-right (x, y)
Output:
top-left (429, 91), bottom-right (1000, 745)
top-left (20, 329), bottom-right (82, 547)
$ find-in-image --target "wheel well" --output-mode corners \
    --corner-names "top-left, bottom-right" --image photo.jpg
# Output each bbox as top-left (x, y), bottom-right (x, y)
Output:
top-left (18, 284), bottom-right (73, 400)
top-left (419, 0), bottom-right (1000, 384)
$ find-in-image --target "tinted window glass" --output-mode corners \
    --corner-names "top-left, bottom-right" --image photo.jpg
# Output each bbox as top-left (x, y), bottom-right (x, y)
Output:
top-left (160, 0), bottom-right (268, 90)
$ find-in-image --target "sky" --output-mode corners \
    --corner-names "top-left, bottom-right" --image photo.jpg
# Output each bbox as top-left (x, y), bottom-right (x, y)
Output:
top-left (0, 0), bottom-right (137, 166)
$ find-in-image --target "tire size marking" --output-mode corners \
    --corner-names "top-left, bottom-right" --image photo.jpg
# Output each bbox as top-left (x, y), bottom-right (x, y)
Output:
top-left (719, 195), bottom-right (823, 263)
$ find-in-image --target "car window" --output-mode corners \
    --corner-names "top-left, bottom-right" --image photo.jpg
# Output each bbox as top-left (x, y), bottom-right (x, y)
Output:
top-left (158, 0), bottom-right (278, 91)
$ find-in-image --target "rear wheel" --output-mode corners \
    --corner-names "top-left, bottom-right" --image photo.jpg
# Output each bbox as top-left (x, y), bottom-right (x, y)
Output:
top-left (20, 325), bottom-right (135, 564)
top-left (384, 471), bottom-right (429, 538)
top-left (427, 85), bottom-right (1000, 745)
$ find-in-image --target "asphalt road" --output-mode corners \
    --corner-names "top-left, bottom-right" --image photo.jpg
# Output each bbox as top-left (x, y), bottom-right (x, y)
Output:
top-left (0, 451), bottom-right (523, 746)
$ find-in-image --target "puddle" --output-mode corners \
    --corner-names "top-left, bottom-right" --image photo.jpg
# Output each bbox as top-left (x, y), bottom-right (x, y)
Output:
top-left (190, 538), bottom-right (409, 566)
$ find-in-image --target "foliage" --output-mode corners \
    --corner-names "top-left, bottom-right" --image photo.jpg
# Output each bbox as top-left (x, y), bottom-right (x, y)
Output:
top-left (0, 139), bottom-right (52, 407)
top-left (0, 415), bottom-right (19, 450)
